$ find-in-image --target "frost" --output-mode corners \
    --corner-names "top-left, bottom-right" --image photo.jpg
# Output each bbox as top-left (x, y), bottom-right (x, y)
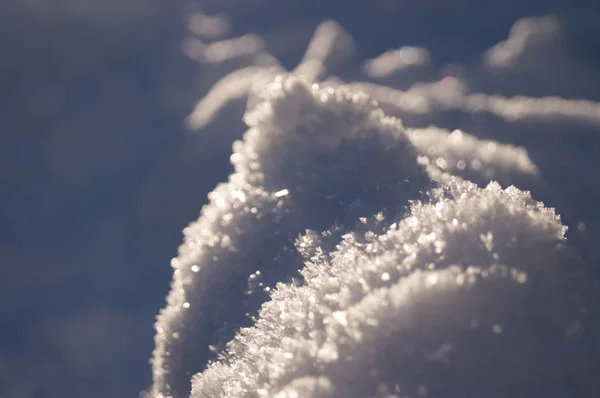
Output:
top-left (186, 20), bottom-right (355, 130)
top-left (187, 12), bottom-right (231, 40)
top-left (189, 180), bottom-right (578, 398)
top-left (186, 66), bottom-right (282, 130)
top-left (151, 12), bottom-right (595, 398)
top-left (484, 16), bottom-right (562, 70)
top-left (363, 47), bottom-right (431, 79)
top-left (293, 21), bottom-right (356, 81)
top-left (353, 80), bottom-right (600, 126)
top-left (407, 126), bottom-right (539, 189)
top-left (152, 76), bottom-right (430, 398)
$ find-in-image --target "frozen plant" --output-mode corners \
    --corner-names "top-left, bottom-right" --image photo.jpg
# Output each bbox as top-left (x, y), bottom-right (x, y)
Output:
top-left (151, 14), bottom-right (596, 398)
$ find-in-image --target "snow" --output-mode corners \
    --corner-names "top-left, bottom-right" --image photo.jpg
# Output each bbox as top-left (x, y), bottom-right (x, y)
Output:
top-left (149, 9), bottom-right (598, 398)
top-left (484, 16), bottom-right (563, 70)
top-left (152, 75), bottom-right (431, 398)
top-left (407, 126), bottom-right (539, 189)
top-left (186, 156), bottom-right (579, 397)
top-left (363, 47), bottom-right (431, 80)
top-left (3, 2), bottom-right (599, 397)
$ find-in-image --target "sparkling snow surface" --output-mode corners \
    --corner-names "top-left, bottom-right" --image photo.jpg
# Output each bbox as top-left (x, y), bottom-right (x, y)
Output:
top-left (151, 15), bottom-right (598, 398)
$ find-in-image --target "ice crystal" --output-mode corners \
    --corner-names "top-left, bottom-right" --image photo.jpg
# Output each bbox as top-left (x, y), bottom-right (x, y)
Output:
top-left (151, 12), bottom-right (596, 398)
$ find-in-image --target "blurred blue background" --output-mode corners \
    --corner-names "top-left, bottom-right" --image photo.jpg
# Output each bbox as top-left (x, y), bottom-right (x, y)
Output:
top-left (1, 0), bottom-right (599, 397)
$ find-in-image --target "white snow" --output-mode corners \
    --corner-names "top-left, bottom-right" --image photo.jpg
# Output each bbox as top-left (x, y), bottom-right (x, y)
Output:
top-left (363, 47), bottom-right (430, 79)
top-left (151, 13), bottom-right (595, 398)
top-left (190, 178), bottom-right (578, 398)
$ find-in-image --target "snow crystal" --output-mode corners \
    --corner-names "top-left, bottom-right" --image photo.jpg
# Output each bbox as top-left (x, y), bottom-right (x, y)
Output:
top-left (151, 13), bottom-right (596, 398)
top-left (190, 179), bottom-right (580, 398)
top-left (152, 76), bottom-right (430, 398)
